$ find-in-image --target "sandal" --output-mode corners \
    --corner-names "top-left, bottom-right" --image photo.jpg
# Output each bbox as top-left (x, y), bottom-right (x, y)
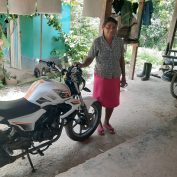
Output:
top-left (103, 124), bottom-right (115, 134)
top-left (97, 125), bottom-right (105, 136)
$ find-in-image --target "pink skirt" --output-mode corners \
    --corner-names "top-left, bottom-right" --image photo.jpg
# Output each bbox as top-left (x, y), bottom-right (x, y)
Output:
top-left (93, 73), bottom-right (120, 108)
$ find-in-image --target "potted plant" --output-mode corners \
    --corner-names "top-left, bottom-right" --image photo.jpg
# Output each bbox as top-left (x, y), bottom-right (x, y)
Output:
top-left (4, 69), bottom-right (17, 85)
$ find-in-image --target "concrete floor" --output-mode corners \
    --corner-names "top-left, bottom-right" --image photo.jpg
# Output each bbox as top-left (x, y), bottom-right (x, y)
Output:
top-left (56, 119), bottom-right (177, 177)
top-left (56, 76), bottom-right (177, 177)
top-left (0, 75), bottom-right (177, 177)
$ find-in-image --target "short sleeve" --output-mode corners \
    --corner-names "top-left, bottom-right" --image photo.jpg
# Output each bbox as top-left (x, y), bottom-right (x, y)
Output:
top-left (87, 39), bottom-right (98, 59)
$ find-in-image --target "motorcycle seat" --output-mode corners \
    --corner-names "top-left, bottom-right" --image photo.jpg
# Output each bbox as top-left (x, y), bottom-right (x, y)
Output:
top-left (0, 98), bottom-right (40, 120)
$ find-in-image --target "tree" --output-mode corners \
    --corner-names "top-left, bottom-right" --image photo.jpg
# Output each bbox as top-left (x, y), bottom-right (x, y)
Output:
top-left (49, 0), bottom-right (99, 63)
top-left (139, 0), bottom-right (175, 50)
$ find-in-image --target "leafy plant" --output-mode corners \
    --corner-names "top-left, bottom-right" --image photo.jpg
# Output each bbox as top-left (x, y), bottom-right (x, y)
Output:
top-left (124, 46), bottom-right (132, 64)
top-left (125, 46), bottom-right (163, 69)
top-left (3, 70), bottom-right (16, 80)
top-left (138, 51), bottom-right (162, 65)
top-left (0, 50), bottom-right (3, 59)
top-left (139, 0), bottom-right (175, 50)
top-left (47, 1), bottom-right (99, 63)
top-left (0, 80), bottom-right (4, 88)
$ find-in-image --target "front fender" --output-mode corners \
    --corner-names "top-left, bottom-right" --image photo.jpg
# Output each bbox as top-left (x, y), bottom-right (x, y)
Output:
top-left (83, 96), bottom-right (97, 110)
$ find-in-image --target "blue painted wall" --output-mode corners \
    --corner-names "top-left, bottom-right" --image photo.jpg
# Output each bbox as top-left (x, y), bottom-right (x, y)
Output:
top-left (20, 16), bottom-right (34, 58)
top-left (20, 4), bottom-right (71, 64)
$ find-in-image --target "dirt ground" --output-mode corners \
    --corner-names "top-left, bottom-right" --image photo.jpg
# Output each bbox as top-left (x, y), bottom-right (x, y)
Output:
top-left (0, 74), bottom-right (177, 177)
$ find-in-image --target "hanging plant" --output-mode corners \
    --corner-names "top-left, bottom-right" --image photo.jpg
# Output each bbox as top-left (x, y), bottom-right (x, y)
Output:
top-left (46, 1), bottom-right (99, 62)
top-left (4, 14), bottom-right (18, 24)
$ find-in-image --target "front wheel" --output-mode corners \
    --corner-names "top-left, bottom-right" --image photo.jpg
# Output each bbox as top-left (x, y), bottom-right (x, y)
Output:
top-left (65, 101), bottom-right (101, 141)
top-left (170, 72), bottom-right (177, 98)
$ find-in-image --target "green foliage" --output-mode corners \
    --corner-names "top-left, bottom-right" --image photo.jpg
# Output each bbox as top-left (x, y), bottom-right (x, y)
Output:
top-left (125, 46), bottom-right (163, 67)
top-left (0, 50), bottom-right (3, 58)
top-left (48, 1), bottom-right (99, 63)
top-left (124, 47), bottom-right (132, 64)
top-left (138, 49), bottom-right (162, 66)
top-left (0, 80), bottom-right (4, 88)
top-left (139, 0), bottom-right (175, 50)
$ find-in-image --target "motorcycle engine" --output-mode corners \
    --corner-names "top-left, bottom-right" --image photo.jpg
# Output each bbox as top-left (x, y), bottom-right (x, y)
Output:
top-left (33, 107), bottom-right (63, 142)
top-left (0, 124), bottom-right (11, 144)
top-left (0, 124), bottom-right (32, 151)
top-left (0, 125), bottom-right (16, 168)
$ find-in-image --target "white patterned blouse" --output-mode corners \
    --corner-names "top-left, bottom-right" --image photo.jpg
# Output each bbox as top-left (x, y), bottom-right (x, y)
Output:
top-left (87, 35), bottom-right (124, 79)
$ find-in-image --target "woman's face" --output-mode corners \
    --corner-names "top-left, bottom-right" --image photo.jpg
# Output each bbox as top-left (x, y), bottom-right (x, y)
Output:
top-left (102, 22), bottom-right (117, 38)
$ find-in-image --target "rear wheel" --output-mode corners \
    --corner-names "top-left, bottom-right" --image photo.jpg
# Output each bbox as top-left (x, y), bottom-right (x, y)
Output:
top-left (41, 68), bottom-right (46, 76)
top-left (65, 101), bottom-right (101, 141)
top-left (170, 72), bottom-right (177, 98)
top-left (34, 68), bottom-right (40, 78)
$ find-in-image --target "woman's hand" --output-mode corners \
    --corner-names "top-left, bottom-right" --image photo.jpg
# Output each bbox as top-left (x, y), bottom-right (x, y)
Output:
top-left (74, 57), bottom-right (94, 68)
top-left (120, 76), bottom-right (128, 88)
top-left (73, 62), bottom-right (82, 68)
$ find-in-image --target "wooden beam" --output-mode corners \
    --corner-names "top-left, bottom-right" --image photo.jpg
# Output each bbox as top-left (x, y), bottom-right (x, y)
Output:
top-left (104, 0), bottom-right (113, 18)
top-left (136, 0), bottom-right (145, 39)
top-left (129, 43), bottom-right (139, 80)
top-left (129, 0), bottom-right (145, 80)
top-left (99, 0), bottom-right (113, 34)
top-left (167, 0), bottom-right (177, 49)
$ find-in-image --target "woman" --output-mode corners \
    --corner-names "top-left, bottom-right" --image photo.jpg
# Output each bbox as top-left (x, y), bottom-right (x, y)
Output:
top-left (78, 17), bottom-right (126, 135)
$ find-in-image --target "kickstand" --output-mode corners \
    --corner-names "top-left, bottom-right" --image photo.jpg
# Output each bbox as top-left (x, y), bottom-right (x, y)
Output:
top-left (26, 152), bottom-right (36, 172)
top-left (22, 150), bottom-right (25, 159)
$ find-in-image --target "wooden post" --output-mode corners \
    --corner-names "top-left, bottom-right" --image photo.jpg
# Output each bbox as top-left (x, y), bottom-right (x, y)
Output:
top-left (167, 0), bottom-right (177, 49)
top-left (99, 0), bottom-right (113, 34)
top-left (136, 0), bottom-right (145, 39)
top-left (129, 43), bottom-right (139, 80)
top-left (104, 0), bottom-right (113, 18)
top-left (129, 0), bottom-right (145, 80)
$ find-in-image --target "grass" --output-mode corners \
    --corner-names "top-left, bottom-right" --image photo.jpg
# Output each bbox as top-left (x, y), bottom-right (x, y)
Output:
top-left (125, 46), bottom-right (164, 69)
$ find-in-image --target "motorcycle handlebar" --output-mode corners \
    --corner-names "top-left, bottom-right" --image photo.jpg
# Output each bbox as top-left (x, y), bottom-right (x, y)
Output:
top-left (39, 60), bottom-right (62, 72)
top-left (38, 59), bottom-right (87, 91)
top-left (38, 59), bottom-right (82, 79)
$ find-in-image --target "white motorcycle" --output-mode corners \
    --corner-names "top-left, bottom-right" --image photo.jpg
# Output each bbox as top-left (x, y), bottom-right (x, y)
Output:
top-left (0, 61), bottom-right (101, 171)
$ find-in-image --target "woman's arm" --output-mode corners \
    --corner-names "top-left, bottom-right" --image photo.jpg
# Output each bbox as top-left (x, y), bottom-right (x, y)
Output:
top-left (120, 56), bottom-right (125, 77)
top-left (78, 57), bottom-right (94, 68)
top-left (119, 54), bottom-right (126, 86)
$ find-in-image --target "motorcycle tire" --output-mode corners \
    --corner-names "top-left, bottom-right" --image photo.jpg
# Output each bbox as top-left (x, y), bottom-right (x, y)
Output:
top-left (41, 68), bottom-right (46, 76)
top-left (65, 101), bottom-right (101, 141)
top-left (170, 72), bottom-right (177, 99)
top-left (34, 68), bottom-right (40, 78)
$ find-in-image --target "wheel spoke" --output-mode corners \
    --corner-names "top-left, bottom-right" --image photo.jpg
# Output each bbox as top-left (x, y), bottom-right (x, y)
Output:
top-left (72, 121), bottom-right (77, 128)
top-left (79, 125), bottom-right (83, 134)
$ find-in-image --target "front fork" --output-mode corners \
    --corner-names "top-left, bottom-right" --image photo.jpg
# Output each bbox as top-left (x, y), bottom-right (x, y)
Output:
top-left (73, 82), bottom-right (90, 125)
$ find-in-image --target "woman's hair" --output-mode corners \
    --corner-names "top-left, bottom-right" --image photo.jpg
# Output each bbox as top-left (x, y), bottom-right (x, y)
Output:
top-left (103, 17), bottom-right (118, 26)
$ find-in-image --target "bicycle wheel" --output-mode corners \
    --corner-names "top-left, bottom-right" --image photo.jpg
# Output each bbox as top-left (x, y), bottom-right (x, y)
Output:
top-left (170, 72), bottom-right (177, 98)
